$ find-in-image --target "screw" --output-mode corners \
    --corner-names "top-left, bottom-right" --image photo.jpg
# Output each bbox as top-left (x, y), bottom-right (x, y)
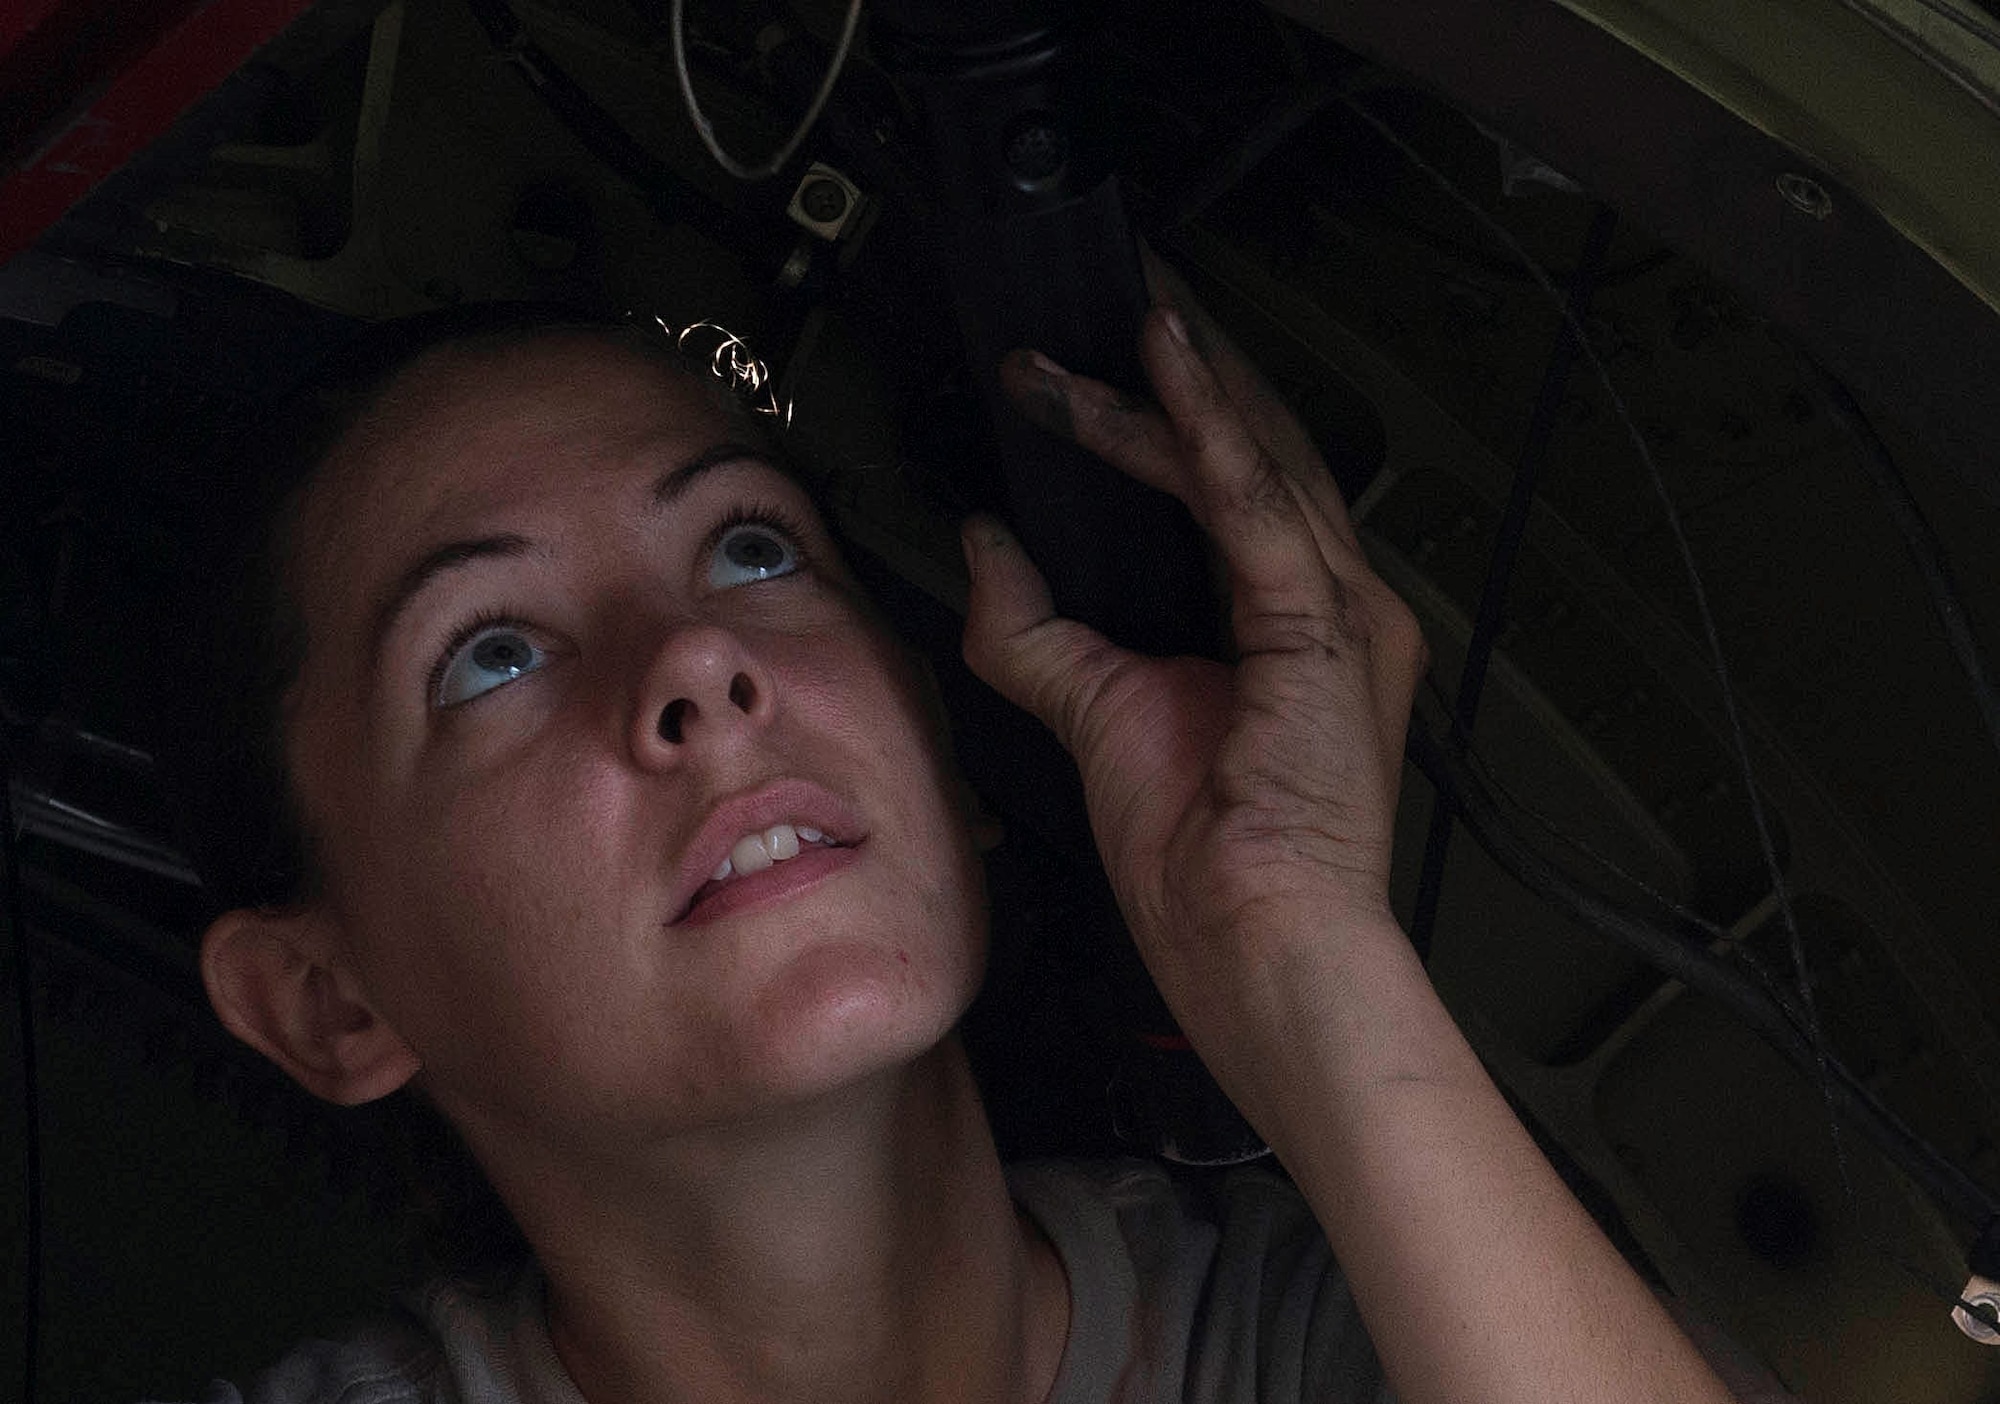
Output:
top-left (1003, 113), bottom-right (1069, 185)
top-left (1776, 172), bottom-right (1833, 220)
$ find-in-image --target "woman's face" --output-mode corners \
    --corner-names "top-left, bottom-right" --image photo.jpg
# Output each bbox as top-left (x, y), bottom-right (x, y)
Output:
top-left (280, 331), bottom-right (988, 1146)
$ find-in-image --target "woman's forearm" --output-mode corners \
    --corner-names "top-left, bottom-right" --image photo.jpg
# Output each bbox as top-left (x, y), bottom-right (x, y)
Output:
top-left (1216, 910), bottom-right (1735, 1404)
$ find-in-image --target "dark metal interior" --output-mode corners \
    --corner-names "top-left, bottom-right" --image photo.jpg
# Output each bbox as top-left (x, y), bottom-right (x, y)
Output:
top-left (6, 1), bottom-right (2000, 1398)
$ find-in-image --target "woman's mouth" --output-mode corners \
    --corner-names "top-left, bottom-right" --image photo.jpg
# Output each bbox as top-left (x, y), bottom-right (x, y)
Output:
top-left (676, 822), bottom-right (859, 925)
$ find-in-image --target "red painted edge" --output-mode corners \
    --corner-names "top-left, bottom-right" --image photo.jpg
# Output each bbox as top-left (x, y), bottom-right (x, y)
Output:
top-left (0, 0), bottom-right (317, 267)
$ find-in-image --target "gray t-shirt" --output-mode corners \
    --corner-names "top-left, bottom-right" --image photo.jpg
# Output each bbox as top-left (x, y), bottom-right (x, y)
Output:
top-left (168, 1159), bottom-right (1390, 1404)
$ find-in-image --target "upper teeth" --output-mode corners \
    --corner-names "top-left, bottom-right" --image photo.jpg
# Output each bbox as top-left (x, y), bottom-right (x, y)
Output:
top-left (710, 823), bottom-right (832, 883)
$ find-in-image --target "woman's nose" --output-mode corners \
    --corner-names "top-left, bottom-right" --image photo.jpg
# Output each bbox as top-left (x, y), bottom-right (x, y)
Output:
top-left (630, 623), bottom-right (774, 764)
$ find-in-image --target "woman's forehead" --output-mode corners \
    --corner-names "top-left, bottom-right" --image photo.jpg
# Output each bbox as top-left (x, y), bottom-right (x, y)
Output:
top-left (350, 332), bottom-right (728, 475)
top-left (289, 333), bottom-right (762, 629)
top-left (318, 334), bottom-right (733, 513)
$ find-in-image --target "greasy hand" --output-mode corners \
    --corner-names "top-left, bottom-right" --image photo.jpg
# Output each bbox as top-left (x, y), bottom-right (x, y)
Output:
top-left (960, 260), bottom-right (1428, 1050)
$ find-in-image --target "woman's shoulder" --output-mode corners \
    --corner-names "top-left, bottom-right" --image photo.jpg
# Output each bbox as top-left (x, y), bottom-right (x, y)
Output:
top-left (140, 1309), bottom-right (449, 1404)
top-left (1008, 1154), bottom-right (1325, 1258)
top-left (1009, 1152), bottom-right (1343, 1292)
top-left (1008, 1157), bottom-right (1391, 1404)
top-left (146, 1269), bottom-right (546, 1404)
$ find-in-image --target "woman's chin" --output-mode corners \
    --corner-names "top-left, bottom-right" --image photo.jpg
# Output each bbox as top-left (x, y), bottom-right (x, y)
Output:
top-left (736, 934), bottom-right (982, 1102)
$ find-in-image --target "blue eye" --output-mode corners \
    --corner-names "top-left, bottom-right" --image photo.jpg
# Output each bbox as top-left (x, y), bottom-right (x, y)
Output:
top-left (436, 624), bottom-right (548, 707)
top-left (709, 521), bottom-right (799, 587)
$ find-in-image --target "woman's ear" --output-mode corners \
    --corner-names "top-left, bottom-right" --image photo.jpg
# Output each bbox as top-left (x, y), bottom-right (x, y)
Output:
top-left (200, 906), bottom-right (420, 1106)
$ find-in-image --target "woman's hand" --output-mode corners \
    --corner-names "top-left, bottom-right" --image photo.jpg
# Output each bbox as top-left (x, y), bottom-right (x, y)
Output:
top-left (961, 263), bottom-right (1738, 1404)
top-left (959, 256), bottom-right (1429, 1068)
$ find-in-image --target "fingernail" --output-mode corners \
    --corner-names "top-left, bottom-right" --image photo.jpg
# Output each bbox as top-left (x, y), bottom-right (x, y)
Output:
top-left (1162, 307), bottom-right (1192, 350)
top-left (1006, 356), bottom-right (1074, 438)
top-left (962, 514), bottom-right (1012, 569)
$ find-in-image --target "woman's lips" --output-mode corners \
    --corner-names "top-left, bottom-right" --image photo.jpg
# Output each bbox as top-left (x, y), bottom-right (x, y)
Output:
top-left (669, 778), bottom-right (867, 921)
top-left (675, 839), bottom-right (861, 927)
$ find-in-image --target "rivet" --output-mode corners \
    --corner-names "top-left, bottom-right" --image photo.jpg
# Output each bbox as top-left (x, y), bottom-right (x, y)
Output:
top-left (1776, 172), bottom-right (1833, 220)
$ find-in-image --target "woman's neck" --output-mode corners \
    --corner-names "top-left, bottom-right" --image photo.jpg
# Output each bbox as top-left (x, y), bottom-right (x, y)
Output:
top-left (457, 1038), bottom-right (1069, 1404)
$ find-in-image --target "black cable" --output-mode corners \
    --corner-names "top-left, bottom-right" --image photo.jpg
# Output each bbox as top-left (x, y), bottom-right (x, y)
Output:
top-left (1756, 362), bottom-right (2000, 1297)
top-left (1338, 86), bottom-right (2000, 1306)
top-left (1805, 358), bottom-right (2000, 775)
top-left (1409, 716), bottom-right (2000, 1233)
top-left (1420, 675), bottom-right (1806, 1014)
top-left (1351, 198), bottom-right (1677, 289)
top-left (1193, 78), bottom-right (1679, 289)
top-left (1337, 87), bottom-right (1865, 1240)
top-left (1165, 65), bottom-right (1372, 230)
top-left (461, 0), bottom-right (765, 257)
top-left (1408, 202), bottom-right (1618, 959)
top-left (1409, 718), bottom-right (1803, 1036)
top-left (3, 731), bottom-right (40, 1404)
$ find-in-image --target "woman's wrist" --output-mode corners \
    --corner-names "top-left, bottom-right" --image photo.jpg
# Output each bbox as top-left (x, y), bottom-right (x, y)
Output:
top-left (1161, 902), bottom-right (1475, 1139)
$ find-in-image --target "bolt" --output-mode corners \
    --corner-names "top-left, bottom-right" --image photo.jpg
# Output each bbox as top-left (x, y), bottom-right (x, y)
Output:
top-left (1776, 172), bottom-right (1833, 220)
top-left (798, 175), bottom-right (850, 225)
top-left (1003, 113), bottom-right (1069, 185)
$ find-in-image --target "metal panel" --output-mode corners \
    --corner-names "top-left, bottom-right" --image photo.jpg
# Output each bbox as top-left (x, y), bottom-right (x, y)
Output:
top-left (1265, 0), bottom-right (2000, 512)
top-left (0, 0), bottom-right (317, 266)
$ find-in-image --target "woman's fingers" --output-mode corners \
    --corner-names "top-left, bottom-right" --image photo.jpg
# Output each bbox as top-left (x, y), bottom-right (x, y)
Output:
top-left (997, 348), bottom-right (1185, 498)
top-left (958, 514), bottom-right (1132, 759)
top-left (1137, 244), bottom-right (1362, 554)
top-left (997, 295), bottom-right (1422, 708)
top-left (1000, 320), bottom-right (1347, 596)
top-left (1122, 290), bottom-right (1429, 735)
top-left (1133, 306), bottom-right (1388, 661)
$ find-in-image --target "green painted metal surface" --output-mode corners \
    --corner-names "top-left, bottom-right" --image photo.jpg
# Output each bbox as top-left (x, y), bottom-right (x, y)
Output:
top-left (1547, 0), bottom-right (2000, 311)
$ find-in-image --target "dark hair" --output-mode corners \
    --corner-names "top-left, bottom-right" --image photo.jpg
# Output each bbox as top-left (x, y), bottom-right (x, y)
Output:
top-left (165, 302), bottom-right (809, 1282)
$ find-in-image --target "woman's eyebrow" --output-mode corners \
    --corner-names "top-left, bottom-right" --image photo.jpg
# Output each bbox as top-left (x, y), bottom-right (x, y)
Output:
top-left (364, 440), bottom-right (777, 680)
top-left (649, 440), bottom-right (773, 509)
top-left (368, 533), bottom-right (540, 678)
